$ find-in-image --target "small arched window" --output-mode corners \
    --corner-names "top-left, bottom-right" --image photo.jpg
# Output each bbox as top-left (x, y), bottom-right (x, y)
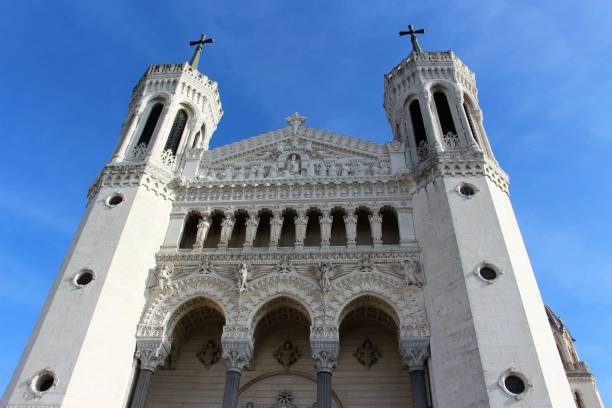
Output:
top-left (433, 91), bottom-right (457, 135)
top-left (574, 391), bottom-right (584, 408)
top-left (409, 99), bottom-right (428, 147)
top-left (136, 103), bottom-right (163, 147)
top-left (164, 109), bottom-right (188, 155)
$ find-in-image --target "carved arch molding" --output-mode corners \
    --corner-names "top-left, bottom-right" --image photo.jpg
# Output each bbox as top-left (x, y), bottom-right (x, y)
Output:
top-left (136, 250), bottom-right (429, 345)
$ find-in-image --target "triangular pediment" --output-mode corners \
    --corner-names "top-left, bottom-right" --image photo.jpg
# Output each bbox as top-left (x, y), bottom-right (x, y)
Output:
top-left (197, 126), bottom-right (392, 181)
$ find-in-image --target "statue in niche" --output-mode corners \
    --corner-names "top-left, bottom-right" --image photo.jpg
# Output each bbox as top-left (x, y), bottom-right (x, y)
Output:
top-left (237, 262), bottom-right (249, 292)
top-left (286, 154), bottom-right (301, 175)
top-left (369, 212), bottom-right (383, 244)
top-left (244, 215), bottom-right (259, 245)
top-left (320, 212), bottom-right (332, 244)
top-left (338, 162), bottom-right (348, 177)
top-left (219, 215), bottom-right (235, 245)
top-left (400, 259), bottom-right (423, 287)
top-left (194, 215), bottom-right (211, 248)
top-left (274, 341), bottom-right (302, 368)
top-left (268, 162), bottom-right (278, 178)
top-left (306, 160), bottom-right (316, 176)
top-left (236, 167), bottom-right (245, 180)
top-left (294, 212), bottom-right (309, 244)
top-left (327, 161), bottom-right (337, 177)
top-left (371, 162), bottom-right (382, 175)
top-left (354, 340), bottom-right (382, 369)
top-left (196, 340), bottom-right (221, 369)
top-left (254, 164), bottom-right (263, 179)
top-left (270, 213), bottom-right (284, 244)
top-left (344, 212), bottom-right (358, 243)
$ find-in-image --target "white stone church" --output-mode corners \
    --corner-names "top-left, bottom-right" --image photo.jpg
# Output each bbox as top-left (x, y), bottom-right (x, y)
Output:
top-left (1, 29), bottom-right (605, 408)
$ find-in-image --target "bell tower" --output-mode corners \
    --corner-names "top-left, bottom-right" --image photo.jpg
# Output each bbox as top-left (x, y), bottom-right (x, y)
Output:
top-left (384, 26), bottom-right (576, 406)
top-left (2, 35), bottom-right (222, 408)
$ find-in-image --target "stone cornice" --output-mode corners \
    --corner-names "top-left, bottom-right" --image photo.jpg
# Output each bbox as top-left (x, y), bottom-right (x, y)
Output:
top-left (87, 161), bottom-right (176, 202)
top-left (399, 149), bottom-right (509, 195)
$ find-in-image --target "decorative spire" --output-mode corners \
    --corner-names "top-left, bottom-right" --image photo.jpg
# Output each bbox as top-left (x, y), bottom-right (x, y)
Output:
top-left (286, 112), bottom-right (306, 134)
top-left (189, 33), bottom-right (214, 71)
top-left (399, 24), bottom-right (425, 53)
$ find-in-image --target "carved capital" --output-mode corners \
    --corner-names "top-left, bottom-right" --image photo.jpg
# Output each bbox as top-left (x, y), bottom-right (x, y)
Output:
top-left (400, 337), bottom-right (430, 372)
top-left (135, 339), bottom-right (170, 371)
top-left (311, 339), bottom-right (339, 373)
top-left (221, 332), bottom-right (253, 373)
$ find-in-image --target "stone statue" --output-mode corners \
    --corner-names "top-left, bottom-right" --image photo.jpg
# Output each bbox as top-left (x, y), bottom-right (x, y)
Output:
top-left (244, 215), bottom-right (259, 246)
top-left (354, 340), bottom-right (382, 369)
top-left (371, 162), bottom-right (382, 175)
top-left (196, 340), bottom-right (221, 369)
top-left (270, 213), bottom-right (284, 244)
top-left (295, 212), bottom-right (309, 244)
top-left (339, 163), bottom-right (348, 177)
top-left (400, 259), bottom-right (423, 287)
top-left (219, 215), bottom-right (235, 245)
top-left (287, 154), bottom-right (301, 175)
top-left (369, 213), bottom-right (383, 244)
top-left (274, 341), bottom-right (302, 368)
top-left (194, 216), bottom-right (211, 248)
top-left (328, 161), bottom-right (337, 177)
top-left (344, 213), bottom-right (358, 244)
top-left (318, 262), bottom-right (331, 290)
top-left (268, 162), bottom-right (278, 178)
top-left (320, 212), bottom-right (332, 244)
top-left (237, 262), bottom-right (249, 292)
top-left (157, 263), bottom-right (173, 290)
top-left (236, 167), bottom-right (245, 180)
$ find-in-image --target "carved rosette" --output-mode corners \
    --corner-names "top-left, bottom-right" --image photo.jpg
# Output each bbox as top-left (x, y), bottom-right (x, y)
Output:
top-left (400, 337), bottom-right (430, 372)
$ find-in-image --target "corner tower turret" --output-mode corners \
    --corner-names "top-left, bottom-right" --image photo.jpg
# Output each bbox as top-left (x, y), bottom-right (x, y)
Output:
top-left (384, 35), bottom-right (494, 166)
top-left (111, 35), bottom-right (222, 169)
top-left (385, 27), bottom-right (576, 407)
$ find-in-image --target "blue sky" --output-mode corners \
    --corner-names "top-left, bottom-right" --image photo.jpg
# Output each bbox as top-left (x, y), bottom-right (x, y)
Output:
top-left (1, 0), bottom-right (611, 403)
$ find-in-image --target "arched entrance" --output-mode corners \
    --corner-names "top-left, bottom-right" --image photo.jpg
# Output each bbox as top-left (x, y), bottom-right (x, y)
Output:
top-left (238, 296), bottom-right (342, 407)
top-left (146, 297), bottom-right (226, 407)
top-left (334, 295), bottom-right (412, 407)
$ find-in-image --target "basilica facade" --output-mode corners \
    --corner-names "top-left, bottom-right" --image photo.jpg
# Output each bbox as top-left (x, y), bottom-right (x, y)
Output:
top-left (1, 32), bottom-right (604, 408)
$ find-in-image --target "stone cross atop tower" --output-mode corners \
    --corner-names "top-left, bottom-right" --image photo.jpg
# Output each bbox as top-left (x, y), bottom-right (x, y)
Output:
top-left (286, 112), bottom-right (306, 134)
top-left (399, 24), bottom-right (425, 53)
top-left (189, 33), bottom-right (214, 71)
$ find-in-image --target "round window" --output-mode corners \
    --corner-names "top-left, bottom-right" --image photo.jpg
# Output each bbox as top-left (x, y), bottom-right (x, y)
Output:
top-left (479, 266), bottom-right (498, 281)
top-left (458, 183), bottom-right (477, 198)
top-left (474, 262), bottom-right (502, 283)
top-left (74, 270), bottom-right (95, 287)
top-left (29, 369), bottom-right (56, 395)
top-left (504, 375), bottom-right (526, 394)
top-left (106, 193), bottom-right (124, 207)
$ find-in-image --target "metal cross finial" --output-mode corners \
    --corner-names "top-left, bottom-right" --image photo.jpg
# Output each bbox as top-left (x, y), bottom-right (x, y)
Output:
top-left (189, 33), bottom-right (214, 71)
top-left (286, 112), bottom-right (306, 134)
top-left (399, 24), bottom-right (425, 53)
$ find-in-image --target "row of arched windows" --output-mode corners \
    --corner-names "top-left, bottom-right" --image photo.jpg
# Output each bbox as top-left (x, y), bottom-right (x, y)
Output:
top-left (404, 89), bottom-right (482, 158)
top-left (134, 103), bottom-right (191, 157)
top-left (178, 206), bottom-right (401, 250)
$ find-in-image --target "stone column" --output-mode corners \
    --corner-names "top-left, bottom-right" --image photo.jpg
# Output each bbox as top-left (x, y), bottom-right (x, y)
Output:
top-left (344, 210), bottom-right (357, 247)
top-left (400, 337), bottom-right (430, 408)
top-left (311, 339), bottom-right (339, 408)
top-left (418, 86), bottom-right (443, 154)
top-left (295, 209), bottom-right (309, 249)
top-left (218, 211), bottom-right (235, 249)
top-left (221, 336), bottom-right (253, 408)
top-left (131, 340), bottom-right (169, 408)
top-left (369, 211), bottom-right (383, 247)
top-left (193, 212), bottom-right (211, 250)
top-left (451, 89), bottom-right (479, 150)
top-left (243, 212), bottom-right (259, 248)
top-left (320, 209), bottom-right (332, 247)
